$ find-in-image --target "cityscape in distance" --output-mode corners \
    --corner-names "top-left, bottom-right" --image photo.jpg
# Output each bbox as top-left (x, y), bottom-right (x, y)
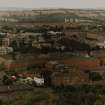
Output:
top-left (0, 7), bottom-right (105, 105)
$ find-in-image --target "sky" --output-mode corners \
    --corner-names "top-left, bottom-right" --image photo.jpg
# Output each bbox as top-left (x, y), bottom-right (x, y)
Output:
top-left (0, 0), bottom-right (105, 9)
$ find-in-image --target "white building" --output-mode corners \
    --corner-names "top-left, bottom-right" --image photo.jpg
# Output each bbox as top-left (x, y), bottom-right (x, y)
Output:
top-left (0, 47), bottom-right (13, 55)
top-left (97, 41), bottom-right (105, 49)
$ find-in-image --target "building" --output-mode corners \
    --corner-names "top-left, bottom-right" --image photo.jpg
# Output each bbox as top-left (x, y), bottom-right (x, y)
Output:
top-left (47, 31), bottom-right (64, 41)
top-left (2, 38), bottom-right (10, 47)
top-left (0, 47), bottom-right (13, 55)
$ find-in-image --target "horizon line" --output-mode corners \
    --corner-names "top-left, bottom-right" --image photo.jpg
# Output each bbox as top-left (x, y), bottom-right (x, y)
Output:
top-left (0, 7), bottom-right (104, 11)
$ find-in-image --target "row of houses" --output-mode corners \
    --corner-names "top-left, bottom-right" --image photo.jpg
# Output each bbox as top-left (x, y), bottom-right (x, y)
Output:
top-left (0, 54), bottom-right (105, 86)
top-left (65, 18), bottom-right (93, 24)
top-left (0, 30), bottom-right (65, 55)
top-left (7, 31), bottom-right (64, 49)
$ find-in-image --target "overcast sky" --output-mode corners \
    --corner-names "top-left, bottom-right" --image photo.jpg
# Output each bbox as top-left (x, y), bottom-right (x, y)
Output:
top-left (0, 0), bottom-right (105, 9)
